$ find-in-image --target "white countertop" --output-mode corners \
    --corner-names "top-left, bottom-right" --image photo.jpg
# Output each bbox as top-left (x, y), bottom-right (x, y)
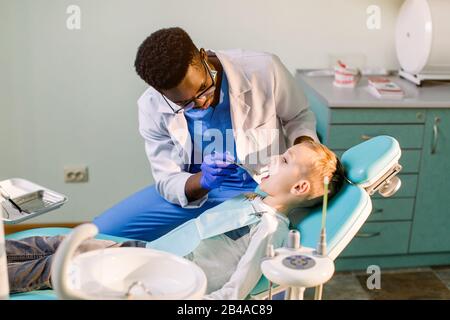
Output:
top-left (295, 70), bottom-right (450, 108)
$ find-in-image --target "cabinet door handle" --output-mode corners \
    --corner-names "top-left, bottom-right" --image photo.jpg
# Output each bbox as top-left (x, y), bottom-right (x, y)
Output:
top-left (431, 117), bottom-right (440, 155)
top-left (356, 232), bottom-right (381, 238)
top-left (373, 208), bottom-right (384, 214)
top-left (361, 134), bottom-right (372, 141)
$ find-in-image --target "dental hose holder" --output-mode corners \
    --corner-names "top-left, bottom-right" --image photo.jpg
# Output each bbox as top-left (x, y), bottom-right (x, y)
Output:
top-left (261, 230), bottom-right (335, 300)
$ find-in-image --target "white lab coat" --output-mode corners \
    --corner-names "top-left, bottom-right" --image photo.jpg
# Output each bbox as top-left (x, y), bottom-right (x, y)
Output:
top-left (138, 49), bottom-right (318, 208)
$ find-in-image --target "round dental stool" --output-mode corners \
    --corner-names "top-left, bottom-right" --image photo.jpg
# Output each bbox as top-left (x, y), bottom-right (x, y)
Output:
top-left (52, 224), bottom-right (207, 300)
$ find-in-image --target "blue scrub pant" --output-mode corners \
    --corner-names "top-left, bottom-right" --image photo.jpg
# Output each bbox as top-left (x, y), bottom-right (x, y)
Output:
top-left (92, 185), bottom-right (254, 241)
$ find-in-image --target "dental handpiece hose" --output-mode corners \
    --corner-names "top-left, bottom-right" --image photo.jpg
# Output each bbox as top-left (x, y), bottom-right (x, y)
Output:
top-left (314, 176), bottom-right (329, 300)
top-left (319, 176), bottom-right (329, 256)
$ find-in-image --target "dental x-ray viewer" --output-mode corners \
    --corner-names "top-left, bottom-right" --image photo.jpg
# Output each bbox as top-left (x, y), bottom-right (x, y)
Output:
top-left (93, 27), bottom-right (318, 241)
top-left (6, 141), bottom-right (344, 299)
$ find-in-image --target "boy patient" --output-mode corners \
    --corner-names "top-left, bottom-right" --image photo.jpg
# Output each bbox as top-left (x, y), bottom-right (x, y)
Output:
top-left (6, 140), bottom-right (344, 299)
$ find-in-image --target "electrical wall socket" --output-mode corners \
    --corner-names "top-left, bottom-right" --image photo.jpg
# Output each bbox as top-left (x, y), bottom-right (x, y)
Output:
top-left (64, 166), bottom-right (89, 183)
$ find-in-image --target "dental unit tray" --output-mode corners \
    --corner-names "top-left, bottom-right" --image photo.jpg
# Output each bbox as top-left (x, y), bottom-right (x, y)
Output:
top-left (0, 178), bottom-right (68, 224)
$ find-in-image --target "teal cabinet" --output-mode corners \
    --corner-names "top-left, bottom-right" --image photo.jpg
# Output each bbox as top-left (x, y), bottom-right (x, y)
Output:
top-left (410, 109), bottom-right (450, 253)
top-left (328, 124), bottom-right (424, 149)
top-left (368, 198), bottom-right (414, 222)
top-left (340, 221), bottom-right (412, 257)
top-left (296, 71), bottom-right (450, 270)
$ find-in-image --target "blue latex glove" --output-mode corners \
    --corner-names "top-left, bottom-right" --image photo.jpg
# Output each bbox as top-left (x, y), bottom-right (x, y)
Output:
top-left (200, 152), bottom-right (238, 190)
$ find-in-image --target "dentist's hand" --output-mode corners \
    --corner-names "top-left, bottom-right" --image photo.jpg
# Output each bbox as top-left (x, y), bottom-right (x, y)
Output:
top-left (200, 152), bottom-right (238, 190)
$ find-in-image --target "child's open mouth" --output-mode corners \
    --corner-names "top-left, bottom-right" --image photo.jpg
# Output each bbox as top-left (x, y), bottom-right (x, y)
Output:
top-left (258, 166), bottom-right (270, 180)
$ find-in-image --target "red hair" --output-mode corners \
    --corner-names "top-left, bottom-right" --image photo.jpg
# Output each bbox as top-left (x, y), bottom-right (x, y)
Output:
top-left (302, 141), bottom-right (345, 199)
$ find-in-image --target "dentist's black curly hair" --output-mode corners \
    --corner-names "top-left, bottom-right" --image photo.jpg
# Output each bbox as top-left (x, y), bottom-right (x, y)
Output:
top-left (134, 27), bottom-right (201, 90)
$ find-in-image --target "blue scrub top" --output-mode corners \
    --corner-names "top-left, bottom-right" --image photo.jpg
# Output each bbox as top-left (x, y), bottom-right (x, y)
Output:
top-left (184, 72), bottom-right (258, 190)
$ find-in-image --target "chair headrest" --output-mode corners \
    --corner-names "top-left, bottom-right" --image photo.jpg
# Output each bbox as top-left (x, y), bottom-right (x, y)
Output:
top-left (296, 182), bottom-right (371, 259)
top-left (341, 135), bottom-right (401, 187)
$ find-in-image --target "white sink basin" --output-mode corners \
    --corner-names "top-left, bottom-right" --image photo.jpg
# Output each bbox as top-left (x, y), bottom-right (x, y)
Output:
top-left (52, 224), bottom-right (207, 300)
top-left (69, 248), bottom-right (206, 299)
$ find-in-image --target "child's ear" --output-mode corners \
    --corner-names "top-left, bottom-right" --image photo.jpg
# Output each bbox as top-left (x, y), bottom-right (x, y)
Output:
top-left (291, 180), bottom-right (310, 196)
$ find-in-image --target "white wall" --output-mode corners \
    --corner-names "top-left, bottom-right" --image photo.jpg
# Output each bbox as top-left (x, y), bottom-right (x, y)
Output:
top-left (0, 0), bottom-right (404, 223)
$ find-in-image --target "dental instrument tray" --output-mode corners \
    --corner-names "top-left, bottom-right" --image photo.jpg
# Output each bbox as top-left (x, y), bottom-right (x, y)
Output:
top-left (0, 178), bottom-right (68, 224)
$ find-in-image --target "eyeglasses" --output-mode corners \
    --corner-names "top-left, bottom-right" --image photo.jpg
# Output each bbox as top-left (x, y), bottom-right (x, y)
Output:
top-left (162, 59), bottom-right (217, 114)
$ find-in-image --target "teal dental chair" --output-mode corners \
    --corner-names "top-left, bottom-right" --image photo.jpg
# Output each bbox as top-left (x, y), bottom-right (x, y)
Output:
top-left (5, 135), bottom-right (402, 300)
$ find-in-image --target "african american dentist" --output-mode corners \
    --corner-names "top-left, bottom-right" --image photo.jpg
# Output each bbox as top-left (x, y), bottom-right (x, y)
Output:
top-left (93, 27), bottom-right (318, 241)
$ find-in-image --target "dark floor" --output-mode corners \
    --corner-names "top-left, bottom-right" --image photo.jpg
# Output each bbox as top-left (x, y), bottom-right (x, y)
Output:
top-left (303, 265), bottom-right (450, 300)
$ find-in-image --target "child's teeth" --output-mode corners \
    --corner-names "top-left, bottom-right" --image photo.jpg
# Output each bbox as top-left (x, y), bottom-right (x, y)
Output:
top-left (259, 166), bottom-right (269, 174)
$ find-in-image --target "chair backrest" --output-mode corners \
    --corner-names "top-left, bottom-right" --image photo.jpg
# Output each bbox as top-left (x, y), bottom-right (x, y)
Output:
top-left (295, 135), bottom-right (401, 260)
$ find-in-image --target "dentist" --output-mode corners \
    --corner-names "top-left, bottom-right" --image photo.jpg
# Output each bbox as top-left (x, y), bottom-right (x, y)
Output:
top-left (93, 27), bottom-right (318, 241)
